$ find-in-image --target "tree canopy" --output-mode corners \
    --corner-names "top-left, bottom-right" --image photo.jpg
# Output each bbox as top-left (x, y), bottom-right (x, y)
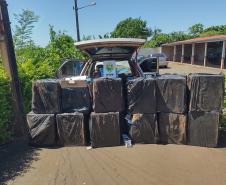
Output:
top-left (111, 17), bottom-right (152, 39)
top-left (188, 23), bottom-right (204, 37)
top-left (13, 9), bottom-right (39, 48)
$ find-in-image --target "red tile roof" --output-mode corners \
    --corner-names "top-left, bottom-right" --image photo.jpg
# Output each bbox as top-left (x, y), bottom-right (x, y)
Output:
top-left (163, 34), bottom-right (226, 46)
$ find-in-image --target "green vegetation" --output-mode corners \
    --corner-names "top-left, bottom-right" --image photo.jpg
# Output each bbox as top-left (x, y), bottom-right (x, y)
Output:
top-left (0, 62), bottom-right (13, 144)
top-left (1, 11), bottom-right (226, 144)
top-left (17, 27), bottom-right (87, 113)
top-left (13, 9), bottom-right (39, 48)
top-left (111, 17), bottom-right (152, 39)
top-left (0, 10), bottom-right (86, 144)
top-left (144, 23), bottom-right (226, 48)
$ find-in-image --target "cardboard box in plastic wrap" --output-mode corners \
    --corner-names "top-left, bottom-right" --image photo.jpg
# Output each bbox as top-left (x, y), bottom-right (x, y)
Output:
top-left (32, 79), bottom-right (61, 114)
top-left (187, 73), bottom-right (224, 112)
top-left (56, 113), bottom-right (88, 146)
top-left (129, 113), bottom-right (159, 144)
top-left (158, 113), bottom-right (187, 144)
top-left (93, 78), bottom-right (124, 113)
top-left (127, 78), bottom-right (156, 114)
top-left (90, 112), bottom-right (121, 148)
top-left (188, 111), bottom-right (219, 148)
top-left (27, 112), bottom-right (56, 146)
top-left (156, 75), bottom-right (187, 113)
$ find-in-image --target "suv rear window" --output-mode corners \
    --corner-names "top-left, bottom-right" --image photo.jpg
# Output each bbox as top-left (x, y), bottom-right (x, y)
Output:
top-left (152, 53), bottom-right (165, 57)
top-left (95, 60), bottom-right (131, 77)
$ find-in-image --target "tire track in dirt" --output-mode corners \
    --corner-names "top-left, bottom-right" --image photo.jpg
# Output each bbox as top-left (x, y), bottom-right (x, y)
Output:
top-left (96, 148), bottom-right (164, 185)
top-left (77, 148), bottom-right (98, 185)
top-left (89, 149), bottom-right (129, 185)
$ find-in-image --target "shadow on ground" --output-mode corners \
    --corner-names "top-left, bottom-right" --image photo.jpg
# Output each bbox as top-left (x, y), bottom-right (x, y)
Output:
top-left (218, 129), bottom-right (226, 148)
top-left (0, 138), bottom-right (41, 185)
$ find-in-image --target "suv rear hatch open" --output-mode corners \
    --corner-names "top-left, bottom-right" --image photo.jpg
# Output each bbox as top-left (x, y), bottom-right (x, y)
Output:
top-left (75, 38), bottom-right (145, 60)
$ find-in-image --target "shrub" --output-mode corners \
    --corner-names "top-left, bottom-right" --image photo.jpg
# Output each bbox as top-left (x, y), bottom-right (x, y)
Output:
top-left (0, 62), bottom-right (13, 144)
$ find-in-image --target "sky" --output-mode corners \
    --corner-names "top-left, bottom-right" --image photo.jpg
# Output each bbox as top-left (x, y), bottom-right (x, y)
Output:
top-left (7, 0), bottom-right (226, 46)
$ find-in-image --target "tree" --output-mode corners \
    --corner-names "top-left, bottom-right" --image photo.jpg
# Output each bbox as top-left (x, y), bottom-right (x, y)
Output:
top-left (13, 9), bottom-right (39, 48)
top-left (169, 31), bottom-right (190, 42)
top-left (111, 17), bottom-right (152, 39)
top-left (200, 25), bottom-right (226, 37)
top-left (143, 33), bottom-right (171, 48)
top-left (188, 23), bottom-right (204, 37)
top-left (151, 28), bottom-right (162, 37)
top-left (98, 33), bottom-right (111, 39)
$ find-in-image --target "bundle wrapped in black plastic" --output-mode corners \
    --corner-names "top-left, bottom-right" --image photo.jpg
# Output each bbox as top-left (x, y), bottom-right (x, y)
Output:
top-left (156, 74), bottom-right (187, 113)
top-left (93, 78), bottom-right (124, 113)
top-left (56, 113), bottom-right (87, 146)
top-left (188, 111), bottom-right (219, 148)
top-left (61, 87), bottom-right (91, 113)
top-left (158, 113), bottom-right (187, 144)
top-left (127, 78), bottom-right (156, 114)
top-left (32, 79), bottom-right (61, 114)
top-left (27, 112), bottom-right (56, 146)
top-left (90, 112), bottom-right (121, 148)
top-left (187, 73), bottom-right (224, 112)
top-left (129, 114), bottom-right (158, 144)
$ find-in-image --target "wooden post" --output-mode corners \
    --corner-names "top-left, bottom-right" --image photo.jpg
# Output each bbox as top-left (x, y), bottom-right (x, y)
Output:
top-left (0, 0), bottom-right (27, 137)
top-left (173, 45), bottom-right (176, 62)
top-left (191, 43), bottom-right (195, 65)
top-left (204, 42), bottom-right (208, 67)
top-left (156, 57), bottom-right (160, 74)
top-left (181, 44), bottom-right (184, 63)
top-left (220, 41), bottom-right (225, 69)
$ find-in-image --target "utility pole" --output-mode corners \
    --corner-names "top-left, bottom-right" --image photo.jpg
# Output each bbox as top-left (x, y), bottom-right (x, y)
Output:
top-left (73, 0), bottom-right (96, 42)
top-left (0, 0), bottom-right (27, 137)
top-left (74, 0), bottom-right (80, 41)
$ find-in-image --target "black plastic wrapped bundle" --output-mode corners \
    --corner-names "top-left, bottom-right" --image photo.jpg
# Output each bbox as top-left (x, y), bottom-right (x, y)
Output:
top-left (90, 112), bottom-right (121, 148)
top-left (93, 78), bottom-right (124, 113)
top-left (188, 111), bottom-right (219, 148)
top-left (61, 87), bottom-right (91, 113)
top-left (158, 113), bottom-right (187, 144)
top-left (187, 73), bottom-right (224, 112)
top-left (129, 113), bottom-right (158, 144)
top-left (27, 112), bottom-right (56, 146)
top-left (127, 78), bottom-right (156, 114)
top-left (156, 74), bottom-right (187, 113)
top-left (56, 113), bottom-right (87, 146)
top-left (32, 79), bottom-right (61, 114)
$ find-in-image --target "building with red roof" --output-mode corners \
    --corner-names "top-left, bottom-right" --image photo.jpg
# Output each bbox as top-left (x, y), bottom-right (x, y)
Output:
top-left (162, 34), bottom-right (226, 69)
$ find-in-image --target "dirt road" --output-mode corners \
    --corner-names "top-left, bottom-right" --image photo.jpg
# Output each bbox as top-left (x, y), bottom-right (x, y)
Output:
top-left (160, 62), bottom-right (225, 74)
top-left (2, 141), bottom-right (226, 185)
top-left (2, 63), bottom-right (226, 185)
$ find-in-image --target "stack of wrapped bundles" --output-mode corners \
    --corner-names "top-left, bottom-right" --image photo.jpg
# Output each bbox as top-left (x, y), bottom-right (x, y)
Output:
top-left (156, 75), bottom-right (187, 145)
top-left (27, 112), bottom-right (56, 147)
top-left (90, 112), bottom-right (121, 148)
top-left (187, 73), bottom-right (224, 147)
top-left (32, 79), bottom-right (61, 114)
top-left (57, 80), bottom-right (92, 146)
top-left (90, 78), bottom-right (124, 148)
top-left (127, 77), bottom-right (158, 144)
top-left (93, 78), bottom-right (124, 113)
top-left (129, 114), bottom-right (158, 144)
top-left (158, 113), bottom-right (186, 144)
top-left (56, 112), bottom-right (88, 146)
top-left (28, 79), bottom-right (61, 146)
top-left (60, 80), bottom-right (91, 113)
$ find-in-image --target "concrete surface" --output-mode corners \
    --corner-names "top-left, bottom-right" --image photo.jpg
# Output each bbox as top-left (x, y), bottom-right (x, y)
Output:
top-left (160, 62), bottom-right (225, 75)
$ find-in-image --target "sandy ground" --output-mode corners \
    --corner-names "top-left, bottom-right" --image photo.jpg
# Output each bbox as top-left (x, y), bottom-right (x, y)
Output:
top-left (160, 62), bottom-right (225, 74)
top-left (2, 63), bottom-right (226, 185)
top-left (3, 143), bottom-right (226, 185)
